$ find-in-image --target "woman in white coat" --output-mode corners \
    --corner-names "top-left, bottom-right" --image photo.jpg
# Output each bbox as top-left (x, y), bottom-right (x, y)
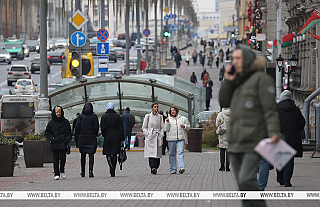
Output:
top-left (216, 108), bottom-right (230, 171)
top-left (142, 102), bottom-right (164, 174)
top-left (164, 106), bottom-right (190, 174)
top-left (185, 51), bottom-right (191, 66)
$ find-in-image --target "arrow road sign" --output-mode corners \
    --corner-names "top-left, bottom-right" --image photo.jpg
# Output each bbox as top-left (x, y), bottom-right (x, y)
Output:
top-left (164, 15), bottom-right (170, 21)
top-left (70, 31), bottom-right (86, 47)
top-left (97, 42), bottom-right (109, 55)
top-left (98, 56), bottom-right (109, 73)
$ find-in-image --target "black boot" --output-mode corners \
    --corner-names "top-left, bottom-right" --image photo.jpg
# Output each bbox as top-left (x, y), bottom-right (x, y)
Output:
top-left (111, 155), bottom-right (117, 177)
top-left (106, 155), bottom-right (115, 177)
top-left (226, 166), bottom-right (230, 171)
top-left (219, 166), bottom-right (225, 171)
top-left (89, 170), bottom-right (94, 177)
top-left (81, 166), bottom-right (85, 177)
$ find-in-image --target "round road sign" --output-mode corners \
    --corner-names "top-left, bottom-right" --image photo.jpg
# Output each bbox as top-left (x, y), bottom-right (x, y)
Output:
top-left (97, 29), bottom-right (109, 42)
top-left (143, 28), bottom-right (151, 37)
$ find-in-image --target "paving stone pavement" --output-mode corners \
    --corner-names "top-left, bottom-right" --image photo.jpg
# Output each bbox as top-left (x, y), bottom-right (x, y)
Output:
top-left (0, 149), bottom-right (320, 206)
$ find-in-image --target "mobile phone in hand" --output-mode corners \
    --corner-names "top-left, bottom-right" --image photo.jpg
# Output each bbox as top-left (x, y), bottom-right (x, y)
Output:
top-left (229, 65), bottom-right (235, 75)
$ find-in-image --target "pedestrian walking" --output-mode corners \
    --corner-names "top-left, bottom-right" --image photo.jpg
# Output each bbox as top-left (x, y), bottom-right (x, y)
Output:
top-left (215, 54), bottom-right (220, 68)
top-left (192, 49), bottom-right (198, 64)
top-left (219, 45), bottom-right (280, 207)
top-left (142, 102), bottom-right (164, 174)
top-left (219, 49), bottom-right (224, 62)
top-left (45, 106), bottom-right (71, 180)
top-left (76, 102), bottom-right (99, 178)
top-left (201, 52), bottom-right (206, 67)
top-left (185, 51), bottom-right (191, 65)
top-left (205, 81), bottom-right (212, 111)
top-left (216, 108), bottom-right (230, 171)
top-left (100, 102), bottom-right (124, 177)
top-left (71, 112), bottom-right (80, 147)
top-left (190, 72), bottom-right (198, 84)
top-left (200, 68), bottom-right (208, 81)
top-left (121, 107), bottom-right (135, 150)
top-left (276, 90), bottom-right (305, 187)
top-left (159, 110), bottom-right (168, 155)
top-left (134, 128), bottom-right (146, 148)
top-left (170, 45), bottom-right (174, 59)
top-left (174, 51), bottom-right (182, 68)
top-left (205, 44), bottom-right (211, 58)
top-left (208, 52), bottom-right (214, 68)
top-left (164, 106), bottom-right (190, 174)
top-left (226, 48), bottom-right (231, 60)
top-left (202, 72), bottom-right (209, 87)
top-left (219, 65), bottom-right (225, 81)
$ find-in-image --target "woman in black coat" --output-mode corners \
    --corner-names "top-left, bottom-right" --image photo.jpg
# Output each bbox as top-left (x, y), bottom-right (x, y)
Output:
top-left (45, 105), bottom-right (71, 180)
top-left (100, 102), bottom-right (124, 177)
top-left (277, 90), bottom-right (305, 187)
top-left (76, 102), bottom-right (99, 178)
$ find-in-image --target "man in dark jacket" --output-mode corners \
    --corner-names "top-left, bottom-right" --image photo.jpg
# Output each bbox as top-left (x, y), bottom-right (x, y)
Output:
top-left (170, 46), bottom-right (174, 59)
top-left (277, 90), bottom-right (305, 187)
top-left (45, 106), bottom-right (71, 180)
top-left (205, 81), bottom-right (212, 111)
top-left (190, 72), bottom-right (198, 84)
top-left (200, 68), bottom-right (208, 81)
top-left (122, 107), bottom-right (134, 150)
top-left (76, 103), bottom-right (99, 178)
top-left (100, 102), bottom-right (124, 177)
top-left (72, 113), bottom-right (80, 147)
top-left (174, 51), bottom-right (182, 68)
top-left (219, 45), bottom-right (280, 207)
top-left (219, 65), bottom-right (225, 81)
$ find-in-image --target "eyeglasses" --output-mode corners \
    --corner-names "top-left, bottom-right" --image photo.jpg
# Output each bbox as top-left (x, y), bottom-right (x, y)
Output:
top-left (153, 106), bottom-right (159, 108)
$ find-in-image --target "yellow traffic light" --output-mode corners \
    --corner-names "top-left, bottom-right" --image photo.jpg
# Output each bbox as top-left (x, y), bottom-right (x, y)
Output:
top-left (71, 59), bottom-right (80, 67)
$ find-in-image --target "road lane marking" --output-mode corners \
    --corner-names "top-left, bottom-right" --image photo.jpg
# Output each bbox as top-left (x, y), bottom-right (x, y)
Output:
top-left (51, 71), bottom-right (60, 78)
top-left (0, 80), bottom-right (6, 87)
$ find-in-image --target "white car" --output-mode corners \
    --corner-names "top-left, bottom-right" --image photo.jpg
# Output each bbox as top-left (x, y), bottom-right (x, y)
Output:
top-left (14, 79), bottom-right (37, 95)
top-left (0, 49), bottom-right (12, 64)
top-left (23, 45), bottom-right (29, 57)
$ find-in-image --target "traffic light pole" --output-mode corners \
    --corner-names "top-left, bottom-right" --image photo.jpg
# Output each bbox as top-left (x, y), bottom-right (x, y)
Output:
top-left (40, 0), bottom-right (48, 98)
top-left (136, 0), bottom-right (141, 73)
top-left (276, 0), bottom-right (282, 100)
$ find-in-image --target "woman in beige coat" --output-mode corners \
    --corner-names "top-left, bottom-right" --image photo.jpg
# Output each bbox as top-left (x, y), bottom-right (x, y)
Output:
top-left (216, 108), bottom-right (230, 171)
top-left (142, 102), bottom-right (164, 174)
top-left (205, 44), bottom-right (211, 58)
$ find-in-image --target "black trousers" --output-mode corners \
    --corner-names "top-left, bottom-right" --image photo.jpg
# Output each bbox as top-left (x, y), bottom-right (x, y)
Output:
top-left (81, 153), bottom-right (94, 173)
top-left (149, 157), bottom-right (160, 169)
top-left (206, 99), bottom-right (210, 110)
top-left (52, 150), bottom-right (66, 176)
top-left (162, 135), bottom-right (168, 155)
top-left (220, 148), bottom-right (230, 167)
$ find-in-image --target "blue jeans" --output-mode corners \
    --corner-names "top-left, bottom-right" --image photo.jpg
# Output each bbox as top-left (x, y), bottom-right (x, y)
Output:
top-left (168, 140), bottom-right (185, 172)
top-left (124, 129), bottom-right (132, 150)
top-left (258, 158), bottom-right (270, 190)
top-left (171, 52), bottom-right (174, 59)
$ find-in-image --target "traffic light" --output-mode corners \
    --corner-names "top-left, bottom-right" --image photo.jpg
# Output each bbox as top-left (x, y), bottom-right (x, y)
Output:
top-left (231, 32), bottom-right (235, 38)
top-left (164, 25), bottom-right (171, 37)
top-left (266, 41), bottom-right (273, 63)
top-left (70, 51), bottom-right (81, 76)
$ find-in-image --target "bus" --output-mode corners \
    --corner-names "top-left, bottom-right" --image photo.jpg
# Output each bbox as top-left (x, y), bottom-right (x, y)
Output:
top-left (61, 48), bottom-right (94, 78)
top-left (0, 95), bottom-right (39, 143)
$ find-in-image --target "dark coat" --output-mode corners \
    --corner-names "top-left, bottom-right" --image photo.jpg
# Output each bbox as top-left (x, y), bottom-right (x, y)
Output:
top-left (76, 103), bottom-right (99, 154)
top-left (121, 111), bottom-right (132, 131)
top-left (100, 109), bottom-right (124, 155)
top-left (219, 67), bottom-right (225, 81)
top-left (45, 106), bottom-right (71, 151)
top-left (190, 74), bottom-right (197, 83)
top-left (206, 86), bottom-right (212, 100)
top-left (278, 99), bottom-right (305, 157)
top-left (174, 53), bottom-right (182, 63)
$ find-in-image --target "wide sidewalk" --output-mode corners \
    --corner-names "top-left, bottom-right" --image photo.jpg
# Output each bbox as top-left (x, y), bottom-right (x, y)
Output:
top-left (1, 46), bottom-right (320, 206)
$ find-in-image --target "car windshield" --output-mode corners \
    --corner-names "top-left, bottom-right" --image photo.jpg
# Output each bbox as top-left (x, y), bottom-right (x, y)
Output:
top-left (11, 67), bottom-right (26, 71)
top-left (129, 58), bottom-right (137, 63)
top-left (33, 58), bottom-right (40, 62)
top-left (0, 50), bottom-right (8, 54)
top-left (25, 40), bottom-right (38, 46)
top-left (17, 80), bottom-right (32, 86)
top-left (5, 43), bottom-right (21, 49)
top-left (56, 39), bottom-right (67, 43)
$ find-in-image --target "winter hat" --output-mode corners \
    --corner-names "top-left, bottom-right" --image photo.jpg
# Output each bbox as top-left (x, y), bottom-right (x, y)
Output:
top-left (280, 90), bottom-right (292, 101)
top-left (126, 107), bottom-right (130, 112)
top-left (106, 102), bottom-right (114, 110)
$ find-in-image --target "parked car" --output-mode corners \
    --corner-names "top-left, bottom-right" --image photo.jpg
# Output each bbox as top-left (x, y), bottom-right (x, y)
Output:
top-left (124, 57), bottom-right (138, 72)
top-left (14, 79), bottom-right (37, 95)
top-left (48, 52), bottom-right (64, 64)
top-left (113, 47), bottom-right (125, 60)
top-left (25, 40), bottom-right (38, 52)
top-left (107, 68), bottom-right (124, 76)
top-left (109, 49), bottom-right (117, 63)
top-left (0, 48), bottom-right (12, 64)
top-left (7, 64), bottom-right (31, 86)
top-left (55, 39), bottom-right (68, 48)
top-left (30, 57), bottom-right (50, 74)
top-left (23, 45), bottom-right (30, 57)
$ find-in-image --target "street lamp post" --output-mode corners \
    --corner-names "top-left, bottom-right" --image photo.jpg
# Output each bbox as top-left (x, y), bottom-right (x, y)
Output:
top-left (276, 54), bottom-right (299, 90)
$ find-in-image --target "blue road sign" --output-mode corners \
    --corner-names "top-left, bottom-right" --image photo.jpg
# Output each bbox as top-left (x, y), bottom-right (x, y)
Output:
top-left (174, 25), bottom-right (179, 31)
top-left (70, 31), bottom-right (86, 47)
top-left (190, 26), bottom-right (194, 30)
top-left (210, 29), bottom-right (214, 34)
top-left (194, 33), bottom-right (198, 37)
top-left (98, 56), bottom-right (109, 73)
top-left (97, 42), bottom-right (109, 55)
top-left (168, 24), bottom-right (174, 32)
top-left (169, 14), bottom-right (174, 19)
top-left (143, 28), bottom-right (151, 37)
top-left (164, 15), bottom-right (170, 21)
top-left (173, 14), bottom-right (177, 19)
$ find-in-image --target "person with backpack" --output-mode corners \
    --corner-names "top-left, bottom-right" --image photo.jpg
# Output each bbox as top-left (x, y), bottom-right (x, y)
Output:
top-left (190, 72), bottom-right (198, 84)
top-left (216, 108), bottom-right (230, 171)
top-left (121, 107), bottom-right (135, 150)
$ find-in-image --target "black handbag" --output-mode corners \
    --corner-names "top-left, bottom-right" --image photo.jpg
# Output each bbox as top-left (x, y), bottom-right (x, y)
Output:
top-left (118, 143), bottom-right (127, 170)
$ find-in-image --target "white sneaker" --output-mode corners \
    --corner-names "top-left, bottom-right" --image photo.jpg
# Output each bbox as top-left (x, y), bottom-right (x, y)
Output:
top-left (61, 173), bottom-right (66, 179)
top-left (54, 176), bottom-right (60, 180)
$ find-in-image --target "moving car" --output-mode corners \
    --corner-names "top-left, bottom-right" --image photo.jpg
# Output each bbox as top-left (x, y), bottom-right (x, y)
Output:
top-left (23, 45), bottom-right (30, 57)
top-left (25, 40), bottom-right (38, 52)
top-left (30, 57), bottom-right (50, 74)
top-left (55, 39), bottom-right (68, 48)
top-left (5, 39), bottom-right (24, 60)
top-left (109, 49), bottom-right (117, 63)
top-left (107, 68), bottom-right (124, 76)
top-left (0, 49), bottom-right (12, 64)
top-left (7, 64), bottom-right (31, 86)
top-left (13, 79), bottom-right (37, 95)
top-left (48, 52), bottom-right (64, 64)
top-left (48, 40), bottom-right (56, 51)
top-left (113, 47), bottom-right (125, 60)
top-left (124, 57), bottom-right (138, 72)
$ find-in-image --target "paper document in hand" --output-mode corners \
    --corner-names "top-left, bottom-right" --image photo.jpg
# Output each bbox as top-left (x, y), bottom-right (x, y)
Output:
top-left (254, 138), bottom-right (296, 171)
